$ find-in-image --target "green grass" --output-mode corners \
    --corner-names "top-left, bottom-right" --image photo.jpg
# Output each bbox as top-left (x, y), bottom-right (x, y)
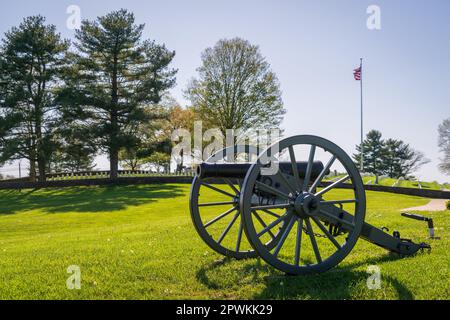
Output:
top-left (326, 174), bottom-right (447, 190)
top-left (363, 176), bottom-right (440, 189)
top-left (0, 184), bottom-right (448, 300)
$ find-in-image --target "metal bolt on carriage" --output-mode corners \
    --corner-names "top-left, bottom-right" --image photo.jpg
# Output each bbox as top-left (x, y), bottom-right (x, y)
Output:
top-left (189, 135), bottom-right (430, 275)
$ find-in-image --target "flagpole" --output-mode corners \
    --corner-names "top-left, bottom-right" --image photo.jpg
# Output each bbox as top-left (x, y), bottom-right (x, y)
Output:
top-left (360, 58), bottom-right (364, 172)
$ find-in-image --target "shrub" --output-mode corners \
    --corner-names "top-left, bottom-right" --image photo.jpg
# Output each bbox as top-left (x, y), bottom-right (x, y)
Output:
top-left (446, 201), bottom-right (450, 210)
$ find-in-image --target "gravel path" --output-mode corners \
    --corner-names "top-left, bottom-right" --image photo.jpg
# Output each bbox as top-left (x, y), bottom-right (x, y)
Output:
top-left (402, 199), bottom-right (448, 212)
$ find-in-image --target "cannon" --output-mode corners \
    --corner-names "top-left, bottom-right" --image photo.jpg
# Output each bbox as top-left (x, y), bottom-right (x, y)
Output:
top-left (190, 135), bottom-right (430, 275)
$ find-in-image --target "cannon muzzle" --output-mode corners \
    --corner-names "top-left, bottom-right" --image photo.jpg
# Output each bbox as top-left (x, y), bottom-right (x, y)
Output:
top-left (196, 161), bottom-right (327, 179)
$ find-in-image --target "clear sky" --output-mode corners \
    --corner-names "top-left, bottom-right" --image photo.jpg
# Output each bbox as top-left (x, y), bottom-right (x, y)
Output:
top-left (0, 0), bottom-right (449, 182)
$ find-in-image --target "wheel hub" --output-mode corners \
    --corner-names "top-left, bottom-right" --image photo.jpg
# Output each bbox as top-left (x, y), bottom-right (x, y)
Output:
top-left (292, 192), bottom-right (320, 218)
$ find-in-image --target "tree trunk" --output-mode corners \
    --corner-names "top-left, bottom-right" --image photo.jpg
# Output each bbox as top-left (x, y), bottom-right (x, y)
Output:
top-left (110, 149), bottom-right (119, 179)
top-left (35, 129), bottom-right (46, 182)
top-left (109, 55), bottom-right (119, 180)
top-left (37, 158), bottom-right (46, 183)
top-left (29, 159), bottom-right (36, 182)
top-left (37, 143), bottom-right (46, 182)
top-left (27, 133), bottom-right (37, 181)
top-left (130, 158), bottom-right (138, 171)
top-left (33, 98), bottom-right (47, 183)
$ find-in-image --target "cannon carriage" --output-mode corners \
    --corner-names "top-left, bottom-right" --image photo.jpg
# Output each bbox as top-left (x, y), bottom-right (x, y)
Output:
top-left (189, 135), bottom-right (430, 275)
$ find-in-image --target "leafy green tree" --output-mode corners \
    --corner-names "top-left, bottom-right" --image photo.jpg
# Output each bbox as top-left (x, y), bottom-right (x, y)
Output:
top-left (164, 104), bottom-right (196, 173)
top-left (118, 96), bottom-right (175, 171)
top-left (145, 152), bottom-right (171, 173)
top-left (0, 16), bottom-right (69, 181)
top-left (119, 147), bottom-right (145, 171)
top-left (134, 101), bottom-right (172, 157)
top-left (63, 9), bottom-right (176, 179)
top-left (438, 118), bottom-right (450, 175)
top-left (353, 130), bottom-right (386, 183)
top-left (186, 38), bottom-right (285, 137)
top-left (49, 124), bottom-right (96, 173)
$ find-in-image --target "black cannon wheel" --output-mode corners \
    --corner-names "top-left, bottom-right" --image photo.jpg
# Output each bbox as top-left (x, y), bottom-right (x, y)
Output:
top-left (240, 135), bottom-right (366, 274)
top-left (190, 145), bottom-right (288, 259)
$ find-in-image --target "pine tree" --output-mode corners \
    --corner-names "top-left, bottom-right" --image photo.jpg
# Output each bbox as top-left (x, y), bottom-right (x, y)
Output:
top-left (62, 9), bottom-right (176, 179)
top-left (0, 16), bottom-right (69, 182)
top-left (353, 130), bottom-right (386, 183)
top-left (354, 131), bottom-right (430, 181)
top-left (49, 123), bottom-right (96, 173)
top-left (384, 138), bottom-right (403, 178)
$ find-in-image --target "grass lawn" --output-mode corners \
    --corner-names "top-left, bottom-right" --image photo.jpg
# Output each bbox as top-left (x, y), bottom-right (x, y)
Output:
top-left (361, 176), bottom-right (444, 190)
top-left (0, 184), bottom-right (448, 300)
top-left (326, 174), bottom-right (447, 190)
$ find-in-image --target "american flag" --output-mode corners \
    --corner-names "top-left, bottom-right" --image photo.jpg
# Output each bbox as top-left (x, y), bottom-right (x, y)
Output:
top-left (353, 66), bottom-right (361, 81)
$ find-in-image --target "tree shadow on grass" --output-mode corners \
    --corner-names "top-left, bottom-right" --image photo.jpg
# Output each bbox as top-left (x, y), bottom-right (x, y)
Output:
top-left (196, 254), bottom-right (414, 300)
top-left (0, 184), bottom-right (184, 214)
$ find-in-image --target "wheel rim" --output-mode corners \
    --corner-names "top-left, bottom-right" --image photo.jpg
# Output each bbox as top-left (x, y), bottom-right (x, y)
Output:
top-left (240, 135), bottom-right (366, 274)
top-left (190, 145), bottom-right (288, 259)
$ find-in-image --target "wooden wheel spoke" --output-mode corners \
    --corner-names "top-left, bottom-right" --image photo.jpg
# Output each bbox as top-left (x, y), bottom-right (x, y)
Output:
top-left (320, 199), bottom-right (357, 205)
top-left (294, 218), bottom-right (303, 266)
top-left (288, 146), bottom-right (301, 190)
top-left (309, 155), bottom-right (336, 192)
top-left (198, 201), bottom-right (236, 207)
top-left (224, 178), bottom-right (240, 195)
top-left (217, 211), bottom-right (240, 244)
top-left (257, 213), bottom-right (289, 238)
top-left (236, 218), bottom-right (244, 252)
top-left (251, 203), bottom-right (289, 211)
top-left (260, 209), bottom-right (282, 218)
top-left (204, 206), bottom-right (237, 228)
top-left (273, 216), bottom-right (296, 258)
top-left (311, 216), bottom-right (341, 249)
top-left (305, 218), bottom-right (322, 263)
top-left (302, 145), bottom-right (316, 191)
top-left (315, 175), bottom-right (350, 197)
top-left (253, 211), bottom-right (276, 239)
top-left (202, 182), bottom-right (236, 198)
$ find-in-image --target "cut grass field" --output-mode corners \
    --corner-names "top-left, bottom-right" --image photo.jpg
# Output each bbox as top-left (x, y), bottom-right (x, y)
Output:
top-left (361, 176), bottom-right (444, 190)
top-left (0, 184), bottom-right (448, 300)
top-left (325, 174), bottom-right (448, 190)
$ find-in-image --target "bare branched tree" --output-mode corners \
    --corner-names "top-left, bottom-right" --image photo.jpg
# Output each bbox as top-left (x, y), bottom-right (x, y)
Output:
top-left (438, 118), bottom-right (450, 175)
top-left (186, 38), bottom-right (285, 137)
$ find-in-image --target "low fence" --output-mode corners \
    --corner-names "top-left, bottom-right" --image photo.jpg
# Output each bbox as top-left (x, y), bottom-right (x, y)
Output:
top-left (0, 175), bottom-right (449, 199)
top-left (0, 176), bottom-right (193, 190)
top-left (0, 170), bottom-right (194, 183)
top-left (46, 170), bottom-right (196, 180)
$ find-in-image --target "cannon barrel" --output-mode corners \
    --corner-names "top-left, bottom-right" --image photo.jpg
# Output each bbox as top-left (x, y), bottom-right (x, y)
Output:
top-left (196, 161), bottom-right (327, 179)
